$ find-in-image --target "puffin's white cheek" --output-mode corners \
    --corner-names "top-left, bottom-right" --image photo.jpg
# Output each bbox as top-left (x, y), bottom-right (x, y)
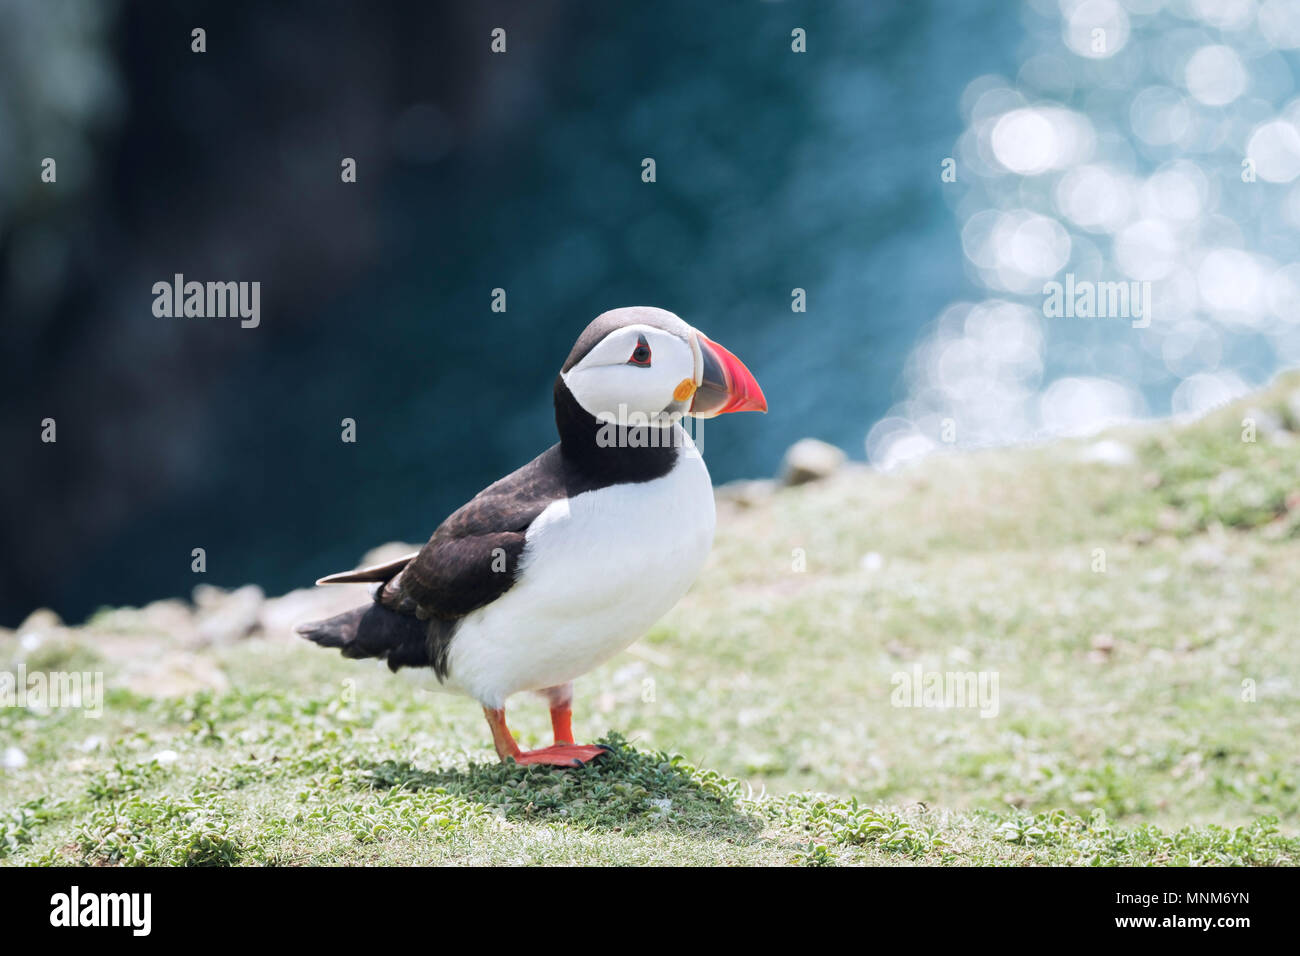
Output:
top-left (570, 368), bottom-right (675, 419)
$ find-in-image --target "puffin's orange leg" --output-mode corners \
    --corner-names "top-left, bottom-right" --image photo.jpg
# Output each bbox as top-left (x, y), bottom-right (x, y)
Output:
top-left (481, 705), bottom-right (609, 768)
top-left (550, 704), bottom-right (575, 745)
top-left (483, 706), bottom-right (523, 761)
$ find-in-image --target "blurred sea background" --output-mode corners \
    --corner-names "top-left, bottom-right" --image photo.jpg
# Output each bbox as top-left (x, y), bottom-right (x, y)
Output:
top-left (4, 0), bottom-right (1300, 625)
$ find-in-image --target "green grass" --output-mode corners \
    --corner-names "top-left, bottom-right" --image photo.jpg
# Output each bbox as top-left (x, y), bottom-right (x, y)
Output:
top-left (3, 374), bottom-right (1300, 865)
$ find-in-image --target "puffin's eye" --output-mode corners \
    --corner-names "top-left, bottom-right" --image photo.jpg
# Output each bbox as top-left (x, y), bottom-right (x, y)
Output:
top-left (628, 337), bottom-right (652, 367)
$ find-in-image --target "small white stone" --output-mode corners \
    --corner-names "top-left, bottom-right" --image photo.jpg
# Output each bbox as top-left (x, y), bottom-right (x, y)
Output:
top-left (153, 749), bottom-right (179, 765)
top-left (195, 584), bottom-right (265, 645)
top-left (716, 479), bottom-right (776, 507)
top-left (1078, 439), bottom-right (1136, 467)
top-left (861, 552), bottom-right (884, 571)
top-left (2, 747), bottom-right (27, 770)
top-left (17, 608), bottom-right (62, 632)
top-left (780, 438), bottom-right (847, 486)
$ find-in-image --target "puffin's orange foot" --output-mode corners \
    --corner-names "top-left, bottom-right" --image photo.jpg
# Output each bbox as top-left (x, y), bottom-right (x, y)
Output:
top-left (507, 743), bottom-right (611, 768)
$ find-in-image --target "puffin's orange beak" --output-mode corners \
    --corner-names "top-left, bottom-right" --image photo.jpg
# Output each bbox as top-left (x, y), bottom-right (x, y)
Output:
top-left (689, 331), bottom-right (768, 418)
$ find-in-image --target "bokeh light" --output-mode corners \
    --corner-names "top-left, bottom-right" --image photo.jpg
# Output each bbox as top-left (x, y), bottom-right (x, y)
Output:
top-left (873, 0), bottom-right (1300, 470)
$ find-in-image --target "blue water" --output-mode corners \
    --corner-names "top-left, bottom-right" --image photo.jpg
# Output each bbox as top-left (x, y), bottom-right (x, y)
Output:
top-left (9, 1), bottom-right (1027, 622)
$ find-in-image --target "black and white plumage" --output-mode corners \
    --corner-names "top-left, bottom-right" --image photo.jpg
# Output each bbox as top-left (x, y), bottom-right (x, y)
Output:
top-left (297, 306), bottom-right (766, 766)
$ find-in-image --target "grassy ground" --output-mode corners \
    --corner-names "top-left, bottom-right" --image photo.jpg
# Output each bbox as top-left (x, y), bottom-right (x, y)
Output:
top-left (3, 375), bottom-right (1299, 865)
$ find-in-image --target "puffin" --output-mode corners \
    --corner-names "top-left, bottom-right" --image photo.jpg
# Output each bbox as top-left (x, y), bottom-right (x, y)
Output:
top-left (296, 307), bottom-right (766, 767)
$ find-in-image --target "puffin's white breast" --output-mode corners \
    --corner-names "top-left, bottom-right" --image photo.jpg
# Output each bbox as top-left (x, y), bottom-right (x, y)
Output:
top-left (445, 434), bottom-right (715, 706)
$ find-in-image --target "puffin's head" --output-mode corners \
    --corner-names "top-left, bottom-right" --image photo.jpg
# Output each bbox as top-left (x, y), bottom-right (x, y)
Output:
top-left (559, 307), bottom-right (766, 426)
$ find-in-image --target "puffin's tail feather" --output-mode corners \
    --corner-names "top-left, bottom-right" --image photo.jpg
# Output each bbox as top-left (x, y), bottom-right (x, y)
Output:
top-left (295, 603), bottom-right (431, 672)
top-left (314, 552), bottom-right (418, 586)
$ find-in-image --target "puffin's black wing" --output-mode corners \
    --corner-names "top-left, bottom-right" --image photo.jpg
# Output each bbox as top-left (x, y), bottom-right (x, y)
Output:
top-left (381, 444), bottom-right (571, 620)
top-left (301, 444), bottom-right (570, 679)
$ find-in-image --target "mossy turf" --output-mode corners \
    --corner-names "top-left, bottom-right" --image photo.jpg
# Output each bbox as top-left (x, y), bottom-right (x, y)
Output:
top-left (4, 375), bottom-right (1300, 866)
